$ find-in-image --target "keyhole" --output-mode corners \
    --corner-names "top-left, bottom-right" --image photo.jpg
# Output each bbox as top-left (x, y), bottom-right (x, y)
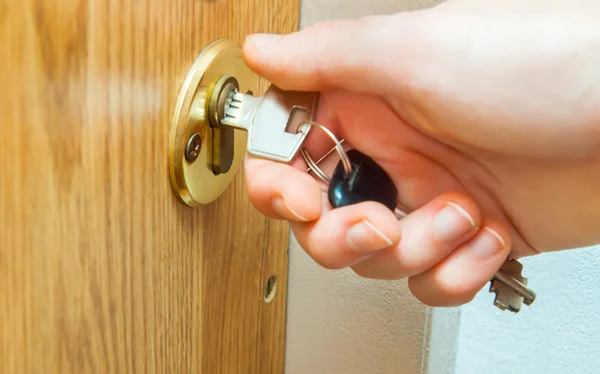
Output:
top-left (208, 75), bottom-right (240, 175)
top-left (264, 275), bottom-right (278, 303)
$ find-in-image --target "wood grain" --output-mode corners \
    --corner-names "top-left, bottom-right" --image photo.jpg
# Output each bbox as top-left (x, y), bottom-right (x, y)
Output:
top-left (0, 0), bottom-right (298, 372)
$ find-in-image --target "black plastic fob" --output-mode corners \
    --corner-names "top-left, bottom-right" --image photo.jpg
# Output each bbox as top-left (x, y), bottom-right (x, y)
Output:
top-left (327, 150), bottom-right (398, 211)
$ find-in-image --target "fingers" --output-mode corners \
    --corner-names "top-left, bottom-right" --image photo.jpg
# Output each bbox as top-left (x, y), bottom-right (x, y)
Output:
top-left (408, 221), bottom-right (511, 307)
top-left (290, 202), bottom-right (402, 270)
top-left (350, 193), bottom-right (481, 279)
top-left (242, 13), bottom-right (423, 93)
top-left (244, 156), bottom-right (322, 222)
top-left (246, 155), bottom-right (512, 307)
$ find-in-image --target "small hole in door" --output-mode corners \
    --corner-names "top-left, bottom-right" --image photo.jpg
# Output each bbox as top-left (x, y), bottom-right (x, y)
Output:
top-left (264, 275), bottom-right (278, 303)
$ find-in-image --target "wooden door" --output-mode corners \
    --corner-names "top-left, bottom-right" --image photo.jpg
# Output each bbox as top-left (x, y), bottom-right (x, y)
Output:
top-left (0, 1), bottom-right (297, 373)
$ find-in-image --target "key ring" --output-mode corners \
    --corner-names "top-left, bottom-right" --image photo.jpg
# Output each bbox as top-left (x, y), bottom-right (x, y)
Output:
top-left (299, 121), bottom-right (352, 183)
top-left (298, 121), bottom-right (409, 219)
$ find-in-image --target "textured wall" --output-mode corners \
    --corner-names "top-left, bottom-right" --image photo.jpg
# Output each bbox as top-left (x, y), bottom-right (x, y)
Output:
top-left (285, 1), bottom-right (443, 373)
top-left (286, 237), bottom-right (427, 374)
top-left (455, 245), bottom-right (600, 374)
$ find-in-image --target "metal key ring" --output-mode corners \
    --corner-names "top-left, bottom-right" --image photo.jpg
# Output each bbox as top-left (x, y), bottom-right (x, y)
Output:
top-left (298, 121), bottom-right (352, 184)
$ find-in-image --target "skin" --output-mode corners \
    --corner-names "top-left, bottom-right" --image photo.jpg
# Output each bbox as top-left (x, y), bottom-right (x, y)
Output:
top-left (240, 0), bottom-right (600, 307)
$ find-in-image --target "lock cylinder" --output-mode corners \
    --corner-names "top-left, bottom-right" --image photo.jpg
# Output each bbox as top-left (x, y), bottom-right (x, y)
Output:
top-left (207, 75), bottom-right (240, 175)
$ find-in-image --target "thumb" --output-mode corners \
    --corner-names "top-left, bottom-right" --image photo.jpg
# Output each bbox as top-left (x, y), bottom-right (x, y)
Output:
top-left (242, 13), bottom-right (426, 93)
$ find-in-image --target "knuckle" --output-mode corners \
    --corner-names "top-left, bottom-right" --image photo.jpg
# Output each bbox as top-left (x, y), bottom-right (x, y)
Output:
top-left (309, 249), bottom-right (343, 270)
top-left (304, 24), bottom-right (333, 87)
top-left (437, 280), bottom-right (478, 306)
top-left (408, 276), bottom-right (478, 307)
top-left (303, 18), bottom-right (363, 87)
top-left (295, 231), bottom-right (344, 270)
top-left (316, 258), bottom-right (344, 270)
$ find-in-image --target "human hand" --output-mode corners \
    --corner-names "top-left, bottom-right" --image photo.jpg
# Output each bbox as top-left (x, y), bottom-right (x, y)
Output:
top-left (241, 0), bottom-right (600, 306)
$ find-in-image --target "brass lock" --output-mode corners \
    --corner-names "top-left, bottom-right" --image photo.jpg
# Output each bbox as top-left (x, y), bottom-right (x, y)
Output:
top-left (168, 39), bottom-right (261, 206)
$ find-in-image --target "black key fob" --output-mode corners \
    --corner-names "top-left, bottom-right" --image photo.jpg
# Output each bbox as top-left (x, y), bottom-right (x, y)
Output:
top-left (328, 149), bottom-right (398, 211)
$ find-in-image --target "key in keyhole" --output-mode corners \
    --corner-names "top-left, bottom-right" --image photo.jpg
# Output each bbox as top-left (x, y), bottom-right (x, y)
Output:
top-left (208, 75), bottom-right (239, 175)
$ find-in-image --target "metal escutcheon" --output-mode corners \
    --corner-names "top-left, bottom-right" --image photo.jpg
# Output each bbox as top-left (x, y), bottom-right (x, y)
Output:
top-left (168, 39), bottom-right (259, 207)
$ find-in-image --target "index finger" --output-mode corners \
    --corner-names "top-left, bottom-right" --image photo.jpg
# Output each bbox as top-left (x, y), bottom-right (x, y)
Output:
top-left (244, 156), bottom-right (323, 222)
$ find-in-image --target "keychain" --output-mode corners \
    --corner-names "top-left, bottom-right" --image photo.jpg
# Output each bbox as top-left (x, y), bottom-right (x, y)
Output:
top-left (298, 120), bottom-right (536, 313)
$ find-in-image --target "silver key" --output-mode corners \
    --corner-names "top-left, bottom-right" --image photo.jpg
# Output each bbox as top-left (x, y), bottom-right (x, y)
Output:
top-left (221, 85), bottom-right (319, 163)
top-left (489, 260), bottom-right (536, 313)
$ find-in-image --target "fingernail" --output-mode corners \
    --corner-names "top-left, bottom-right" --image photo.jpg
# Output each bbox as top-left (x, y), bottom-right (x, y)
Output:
top-left (433, 202), bottom-right (476, 242)
top-left (245, 33), bottom-right (280, 48)
top-left (471, 227), bottom-right (506, 257)
top-left (346, 220), bottom-right (393, 252)
top-left (272, 196), bottom-right (309, 222)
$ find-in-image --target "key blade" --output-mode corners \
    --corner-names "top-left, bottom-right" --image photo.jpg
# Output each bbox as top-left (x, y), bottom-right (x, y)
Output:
top-left (221, 92), bottom-right (261, 131)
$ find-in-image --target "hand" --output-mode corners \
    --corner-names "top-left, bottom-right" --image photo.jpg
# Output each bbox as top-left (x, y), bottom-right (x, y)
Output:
top-left (241, 0), bottom-right (600, 307)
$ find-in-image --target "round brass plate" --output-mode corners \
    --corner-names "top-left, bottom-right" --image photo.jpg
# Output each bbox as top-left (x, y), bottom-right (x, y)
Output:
top-left (168, 39), bottom-right (259, 207)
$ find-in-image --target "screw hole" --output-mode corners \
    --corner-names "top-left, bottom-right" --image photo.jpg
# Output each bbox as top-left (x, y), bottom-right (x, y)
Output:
top-left (264, 275), bottom-right (278, 303)
top-left (185, 133), bottom-right (202, 163)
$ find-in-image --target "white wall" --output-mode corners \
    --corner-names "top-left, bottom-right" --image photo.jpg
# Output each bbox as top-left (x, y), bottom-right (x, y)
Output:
top-left (454, 245), bottom-right (600, 374)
